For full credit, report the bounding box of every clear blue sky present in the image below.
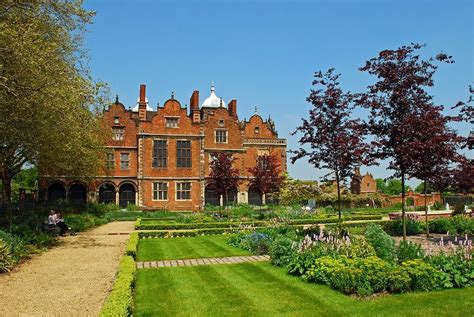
[84,0,473,187]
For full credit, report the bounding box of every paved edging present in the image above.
[137,255,270,268]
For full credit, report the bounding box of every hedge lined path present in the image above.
[0,221,134,317]
[137,255,270,269]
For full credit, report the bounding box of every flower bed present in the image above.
[227,223,473,297]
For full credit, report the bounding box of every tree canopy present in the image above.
[292,68,370,219]
[357,43,456,239]
[0,1,107,213]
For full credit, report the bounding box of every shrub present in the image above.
[303,256,346,284]
[400,259,445,291]
[0,239,15,273]
[354,256,392,293]
[125,233,138,259]
[426,253,473,288]
[100,256,136,317]
[387,268,411,293]
[340,236,377,259]
[429,218,451,234]
[449,216,473,235]
[383,218,421,236]
[329,264,362,295]
[396,241,424,263]
[452,204,466,216]
[269,237,296,267]
[364,224,395,262]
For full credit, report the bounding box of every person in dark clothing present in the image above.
[56,212,69,236]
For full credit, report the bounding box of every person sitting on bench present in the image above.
[55,212,69,236]
[48,210,58,226]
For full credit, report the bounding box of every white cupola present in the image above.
[201,83,225,108]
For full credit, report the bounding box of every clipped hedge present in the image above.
[136,220,265,230]
[138,227,243,239]
[135,215,383,230]
[125,233,138,259]
[100,255,136,317]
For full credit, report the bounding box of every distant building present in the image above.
[39,84,287,210]
[350,168,377,195]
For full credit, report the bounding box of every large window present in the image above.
[258,155,269,170]
[176,141,191,168]
[176,182,191,200]
[152,182,168,200]
[215,130,228,143]
[152,140,167,168]
[106,152,115,169]
[113,128,125,141]
[120,153,130,170]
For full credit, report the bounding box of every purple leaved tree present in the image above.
[292,68,370,220]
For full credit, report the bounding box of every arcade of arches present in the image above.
[46,181,269,207]
[46,181,137,207]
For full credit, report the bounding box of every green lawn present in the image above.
[134,262,474,317]
[136,235,251,261]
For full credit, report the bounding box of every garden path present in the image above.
[0,221,134,317]
[136,255,270,268]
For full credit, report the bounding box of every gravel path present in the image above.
[0,221,134,317]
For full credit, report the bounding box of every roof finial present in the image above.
[211,81,215,93]
[254,106,258,114]
[171,91,175,99]
[220,98,223,107]
[115,94,119,104]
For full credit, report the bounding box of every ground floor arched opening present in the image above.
[205,186,220,206]
[119,183,136,208]
[48,183,66,202]
[68,183,87,204]
[248,186,262,206]
[223,187,237,206]
[98,183,116,204]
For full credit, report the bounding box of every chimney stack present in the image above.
[139,84,147,121]
[228,99,237,118]
[190,90,200,123]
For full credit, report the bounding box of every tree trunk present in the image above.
[1,169,13,226]
[401,173,407,241]
[335,171,341,220]
[224,190,228,211]
[424,179,429,238]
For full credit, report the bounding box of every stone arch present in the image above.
[248,186,262,206]
[68,182,87,204]
[98,182,116,204]
[48,182,66,202]
[205,185,220,206]
[119,182,136,208]
[223,186,238,206]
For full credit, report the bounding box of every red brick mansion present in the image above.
[39,84,287,211]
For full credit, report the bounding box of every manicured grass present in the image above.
[134,262,474,317]
[136,235,251,261]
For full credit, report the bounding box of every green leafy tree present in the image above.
[0,2,108,223]
[376,179,410,195]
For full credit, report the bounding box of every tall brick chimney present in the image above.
[228,99,237,118]
[139,84,147,121]
[190,90,200,123]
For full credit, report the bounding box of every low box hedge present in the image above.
[135,215,383,230]
[138,227,243,238]
[125,232,138,259]
[100,255,136,317]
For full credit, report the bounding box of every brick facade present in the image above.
[350,168,377,195]
[39,84,287,211]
